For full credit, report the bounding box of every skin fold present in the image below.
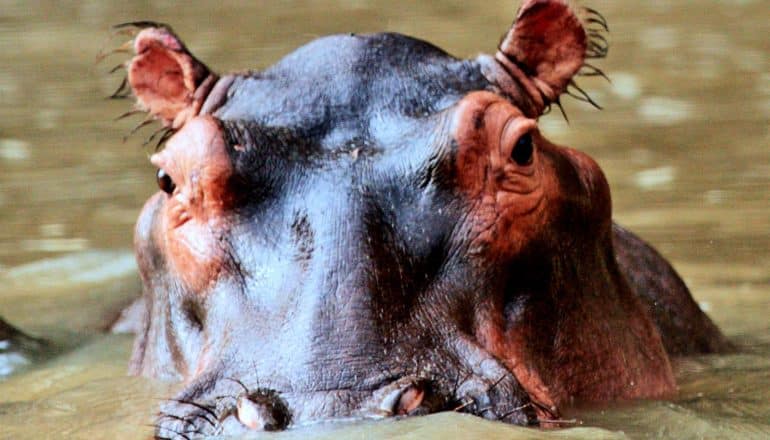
[105,1,731,437]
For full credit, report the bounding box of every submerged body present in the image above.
[107,0,729,437]
[0,318,45,378]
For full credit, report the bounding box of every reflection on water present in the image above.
[0,0,768,438]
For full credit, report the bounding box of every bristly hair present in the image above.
[580,7,609,61]
[99,22,178,151]
[114,110,176,150]
[573,5,610,108]
[544,3,610,121]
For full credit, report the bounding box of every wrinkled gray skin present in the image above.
[134,34,537,435]
[119,20,729,440]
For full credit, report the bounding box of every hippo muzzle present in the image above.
[109,1,730,437]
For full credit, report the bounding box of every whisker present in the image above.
[114,109,143,121]
[111,27,140,37]
[587,32,609,49]
[169,398,219,421]
[554,98,570,123]
[164,410,216,430]
[454,371,472,391]
[224,376,251,395]
[108,62,127,74]
[583,7,609,31]
[578,62,610,82]
[587,44,608,57]
[166,413,216,432]
[585,17,609,32]
[159,412,215,429]
[154,423,192,440]
[529,397,560,420]
[586,42,609,59]
[588,38,609,55]
[155,127,175,150]
[108,75,128,97]
[95,40,133,63]
[585,26,608,36]
[565,90,601,109]
[585,48,603,59]
[123,118,155,143]
[537,418,581,425]
[499,402,532,420]
[486,374,507,393]
[452,397,474,412]
[143,126,170,147]
[107,76,130,100]
[568,80,603,110]
[113,21,168,30]
[210,394,239,404]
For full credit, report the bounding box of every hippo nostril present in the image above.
[395,384,425,415]
[235,392,290,432]
[511,132,534,166]
[237,395,272,430]
[156,168,176,194]
[377,379,427,417]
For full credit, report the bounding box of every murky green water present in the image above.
[0,0,768,438]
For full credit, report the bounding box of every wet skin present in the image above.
[108,0,730,437]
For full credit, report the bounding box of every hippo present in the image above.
[107,0,730,437]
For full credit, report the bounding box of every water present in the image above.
[0,0,768,438]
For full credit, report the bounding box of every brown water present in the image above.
[0,0,768,438]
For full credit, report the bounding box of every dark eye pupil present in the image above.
[156,168,176,194]
[511,132,534,166]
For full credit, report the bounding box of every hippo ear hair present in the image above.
[495,0,609,114]
[115,23,218,130]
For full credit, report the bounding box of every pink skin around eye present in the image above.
[148,116,234,293]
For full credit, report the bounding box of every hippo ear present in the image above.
[114,23,218,129]
[489,0,608,116]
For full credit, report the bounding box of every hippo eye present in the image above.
[156,168,176,194]
[511,132,534,166]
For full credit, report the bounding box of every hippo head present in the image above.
[116,1,678,436]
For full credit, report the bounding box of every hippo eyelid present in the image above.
[150,150,182,195]
[499,117,537,163]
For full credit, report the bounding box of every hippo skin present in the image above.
[109,0,730,437]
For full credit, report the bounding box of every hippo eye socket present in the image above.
[156,168,176,194]
[511,132,534,166]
